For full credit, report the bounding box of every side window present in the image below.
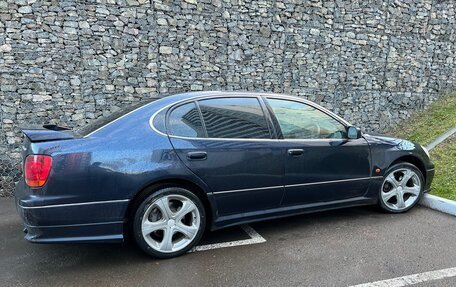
[198,97,271,139]
[168,102,205,138]
[267,98,347,139]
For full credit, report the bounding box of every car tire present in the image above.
[378,162,425,214]
[132,187,206,258]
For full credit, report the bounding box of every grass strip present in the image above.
[390,93,456,146]
[428,135,456,200]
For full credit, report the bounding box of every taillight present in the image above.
[24,155,53,188]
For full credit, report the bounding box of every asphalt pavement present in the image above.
[1,198,456,286]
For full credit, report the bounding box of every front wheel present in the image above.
[378,162,424,213]
[133,187,206,258]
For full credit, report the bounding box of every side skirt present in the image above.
[211,197,376,231]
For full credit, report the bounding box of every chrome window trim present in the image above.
[19,199,130,209]
[212,176,384,194]
[167,134,346,142]
[148,92,354,142]
[150,107,169,137]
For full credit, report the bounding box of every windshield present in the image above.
[76,99,158,136]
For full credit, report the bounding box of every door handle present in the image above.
[187,151,207,160]
[287,149,304,156]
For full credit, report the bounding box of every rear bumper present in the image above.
[22,222,124,243]
[15,180,128,243]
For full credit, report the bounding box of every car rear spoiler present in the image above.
[22,125,77,143]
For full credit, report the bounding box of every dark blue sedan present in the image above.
[15,92,434,258]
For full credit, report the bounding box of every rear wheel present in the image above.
[378,162,424,213]
[133,187,206,258]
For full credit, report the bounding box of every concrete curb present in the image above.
[418,124,456,216]
[426,125,456,151]
[420,194,456,217]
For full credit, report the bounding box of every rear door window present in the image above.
[168,102,205,138]
[197,97,271,139]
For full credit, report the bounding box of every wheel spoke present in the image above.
[382,190,397,202]
[142,219,167,236]
[159,228,174,252]
[155,197,173,220]
[386,173,400,188]
[400,170,414,187]
[175,222,198,239]
[175,200,196,221]
[396,192,406,209]
[403,185,420,197]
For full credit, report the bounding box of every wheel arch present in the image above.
[389,155,427,181]
[124,178,215,237]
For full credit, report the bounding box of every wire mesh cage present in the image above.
[0,106,23,197]
[0,155,21,197]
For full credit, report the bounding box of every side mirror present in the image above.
[347,126,361,139]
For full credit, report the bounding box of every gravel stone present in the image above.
[17,6,32,13]
[0,0,455,196]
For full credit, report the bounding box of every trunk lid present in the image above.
[21,125,77,143]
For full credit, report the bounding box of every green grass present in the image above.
[390,93,456,146]
[428,135,456,200]
[391,93,456,200]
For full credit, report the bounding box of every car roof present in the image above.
[159,91,297,101]
[147,91,304,111]
[150,91,351,125]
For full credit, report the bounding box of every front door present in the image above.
[265,97,371,206]
[167,96,285,217]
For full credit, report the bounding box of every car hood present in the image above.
[362,133,419,151]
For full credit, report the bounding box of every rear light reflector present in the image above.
[24,155,52,188]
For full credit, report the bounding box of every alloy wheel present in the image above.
[381,168,422,211]
[141,194,200,253]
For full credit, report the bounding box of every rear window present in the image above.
[77,99,157,136]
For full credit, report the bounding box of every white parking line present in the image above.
[190,224,266,252]
[350,267,456,287]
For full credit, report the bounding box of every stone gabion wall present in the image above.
[0,0,455,195]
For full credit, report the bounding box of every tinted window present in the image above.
[267,98,347,139]
[76,99,159,136]
[198,98,271,139]
[153,108,167,134]
[168,102,205,137]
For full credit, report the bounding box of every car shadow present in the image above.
[3,205,415,282]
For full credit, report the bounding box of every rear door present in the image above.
[264,97,371,206]
[167,96,285,217]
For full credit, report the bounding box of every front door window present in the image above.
[266,98,347,139]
